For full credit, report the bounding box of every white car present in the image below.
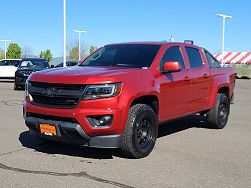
[0,59,21,78]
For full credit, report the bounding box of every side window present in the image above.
[6,60,11,66]
[205,51,221,68]
[0,60,8,66]
[9,60,17,66]
[161,46,185,70]
[185,47,203,69]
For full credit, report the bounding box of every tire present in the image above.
[207,93,230,129]
[120,104,158,158]
[14,82,18,90]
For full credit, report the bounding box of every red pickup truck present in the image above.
[23,42,235,158]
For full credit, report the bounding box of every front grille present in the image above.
[18,70,33,76]
[30,81,84,90]
[27,112,78,123]
[31,94,80,108]
[29,81,86,108]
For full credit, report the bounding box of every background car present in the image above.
[55,61,78,67]
[0,59,21,79]
[14,58,50,90]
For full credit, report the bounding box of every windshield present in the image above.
[55,61,78,67]
[20,59,49,68]
[80,44,160,68]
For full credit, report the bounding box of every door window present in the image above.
[9,60,19,66]
[161,46,185,70]
[185,47,203,69]
[204,51,221,68]
[0,60,19,66]
[0,60,8,66]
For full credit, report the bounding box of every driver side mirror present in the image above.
[14,63,19,67]
[50,65,55,68]
[162,61,181,73]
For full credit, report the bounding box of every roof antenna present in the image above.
[168,35,175,42]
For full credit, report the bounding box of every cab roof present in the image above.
[106,41,201,48]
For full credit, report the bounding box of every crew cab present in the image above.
[0,59,21,78]
[14,58,50,90]
[23,42,235,158]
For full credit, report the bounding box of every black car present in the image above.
[55,61,78,67]
[14,58,50,90]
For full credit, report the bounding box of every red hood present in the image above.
[29,66,143,84]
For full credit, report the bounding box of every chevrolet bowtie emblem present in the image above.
[42,88,62,97]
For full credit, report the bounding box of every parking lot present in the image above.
[0,79,250,188]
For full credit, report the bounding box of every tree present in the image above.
[6,43,21,59]
[39,49,53,62]
[22,46,34,58]
[67,39,87,61]
[0,49,4,60]
[69,47,79,61]
[89,45,97,54]
[39,51,44,58]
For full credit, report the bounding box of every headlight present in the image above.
[25,80,29,95]
[82,83,122,100]
[24,81,33,102]
[19,70,33,76]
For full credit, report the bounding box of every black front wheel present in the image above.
[120,104,158,158]
[14,82,19,90]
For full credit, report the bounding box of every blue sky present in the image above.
[0,0,250,57]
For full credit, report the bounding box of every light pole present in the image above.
[63,0,67,67]
[73,30,87,62]
[0,40,11,59]
[216,13,232,67]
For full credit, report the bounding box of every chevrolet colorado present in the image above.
[23,42,235,158]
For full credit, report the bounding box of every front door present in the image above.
[158,46,190,120]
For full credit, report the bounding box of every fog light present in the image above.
[87,115,113,127]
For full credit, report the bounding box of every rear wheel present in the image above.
[120,104,158,158]
[207,93,230,129]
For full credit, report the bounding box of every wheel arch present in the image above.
[217,86,230,98]
[130,95,159,116]
[208,84,231,108]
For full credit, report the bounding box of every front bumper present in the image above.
[25,116,122,148]
[24,97,128,136]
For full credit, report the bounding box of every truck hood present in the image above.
[29,66,143,84]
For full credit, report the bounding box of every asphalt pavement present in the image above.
[0,79,250,188]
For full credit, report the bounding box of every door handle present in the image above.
[184,76,190,81]
[203,74,208,78]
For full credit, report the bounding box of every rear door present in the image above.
[159,45,191,119]
[184,46,211,112]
